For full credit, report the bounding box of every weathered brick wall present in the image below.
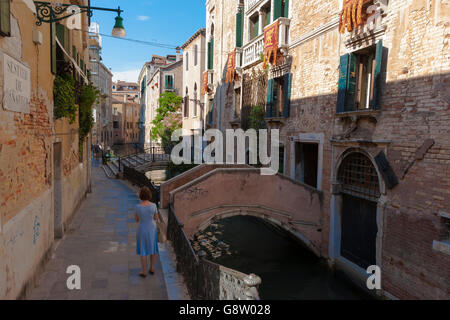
[0,0,92,299]
[212,0,449,299]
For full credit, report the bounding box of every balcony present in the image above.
[242,34,264,68]
[242,17,290,69]
[245,0,264,13]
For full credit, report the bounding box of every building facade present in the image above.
[112,82,141,147]
[142,57,183,147]
[89,22,113,148]
[205,0,450,299]
[181,29,207,142]
[0,0,92,299]
[138,54,178,148]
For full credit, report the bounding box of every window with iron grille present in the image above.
[338,152,380,202]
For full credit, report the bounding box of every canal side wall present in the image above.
[169,168,324,255]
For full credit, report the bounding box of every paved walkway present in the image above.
[28,160,169,300]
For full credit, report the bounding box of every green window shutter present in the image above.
[282,73,292,117]
[266,79,274,118]
[72,45,76,61]
[254,19,259,37]
[284,0,289,18]
[274,0,282,20]
[346,53,357,111]
[337,54,349,113]
[208,40,214,70]
[51,22,57,74]
[0,0,11,37]
[236,11,243,47]
[372,40,384,110]
[64,26,70,53]
[165,75,169,88]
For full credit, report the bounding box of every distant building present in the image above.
[181,28,206,146]
[112,82,141,146]
[138,54,183,148]
[89,22,113,148]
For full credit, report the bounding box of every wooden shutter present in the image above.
[284,0,289,18]
[274,0,282,20]
[282,73,292,117]
[337,54,349,113]
[266,79,274,118]
[208,39,214,70]
[372,40,384,110]
[165,75,168,88]
[51,22,57,74]
[266,10,271,25]
[236,11,243,47]
[254,19,259,37]
[0,0,11,37]
[346,53,357,111]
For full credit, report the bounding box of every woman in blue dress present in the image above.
[135,187,159,278]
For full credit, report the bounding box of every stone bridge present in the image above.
[161,165,324,255]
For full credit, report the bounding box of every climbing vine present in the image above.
[53,73,77,123]
[78,82,101,160]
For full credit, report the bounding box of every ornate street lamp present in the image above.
[33,1,126,38]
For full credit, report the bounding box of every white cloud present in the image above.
[112,69,141,83]
[137,16,150,21]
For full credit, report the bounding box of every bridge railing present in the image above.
[167,205,261,300]
[123,165,160,204]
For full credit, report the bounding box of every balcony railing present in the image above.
[242,33,264,68]
[242,17,290,68]
[245,0,264,13]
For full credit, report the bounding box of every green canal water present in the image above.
[197,216,372,300]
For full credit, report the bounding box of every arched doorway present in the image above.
[337,152,381,269]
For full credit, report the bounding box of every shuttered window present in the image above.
[236,11,244,47]
[266,74,292,118]
[208,39,214,70]
[0,0,11,37]
[274,0,288,20]
[51,22,57,74]
[336,40,384,113]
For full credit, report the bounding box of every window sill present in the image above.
[336,109,381,118]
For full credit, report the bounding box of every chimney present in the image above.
[176,47,181,62]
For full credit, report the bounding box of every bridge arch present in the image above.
[168,167,324,256]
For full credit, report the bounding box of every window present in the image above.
[262,3,272,29]
[194,45,198,66]
[266,73,292,118]
[250,14,259,40]
[337,41,384,113]
[274,0,289,20]
[234,88,241,118]
[0,0,11,37]
[208,38,214,70]
[236,9,244,47]
[184,88,189,118]
[186,52,189,71]
[208,99,214,125]
[113,121,119,129]
[440,214,450,244]
[295,143,319,188]
[193,83,198,117]
[141,76,146,94]
[165,75,174,89]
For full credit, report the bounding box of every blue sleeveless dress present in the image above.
[136,204,159,256]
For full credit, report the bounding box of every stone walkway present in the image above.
[28,160,169,300]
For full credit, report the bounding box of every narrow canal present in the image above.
[192,216,372,300]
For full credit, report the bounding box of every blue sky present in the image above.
[90,0,206,82]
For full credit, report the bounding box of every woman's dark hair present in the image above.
[139,187,152,201]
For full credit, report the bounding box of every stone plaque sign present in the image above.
[2,53,31,113]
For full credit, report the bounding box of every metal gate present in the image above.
[338,152,380,269]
